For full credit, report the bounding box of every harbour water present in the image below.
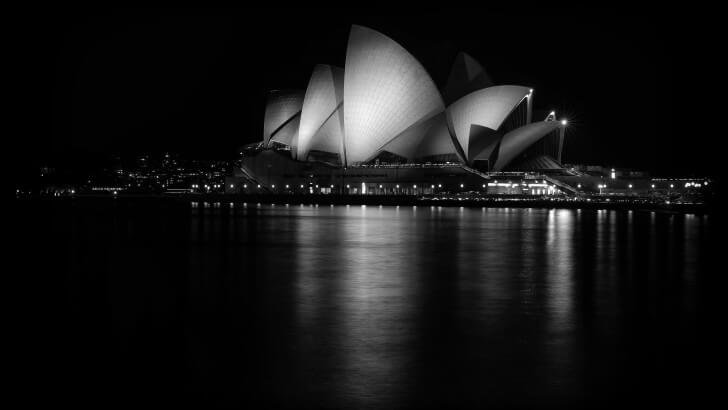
[17,200,716,408]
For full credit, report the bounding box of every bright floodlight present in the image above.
[561,119,567,125]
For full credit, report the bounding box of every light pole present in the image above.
[558,119,567,163]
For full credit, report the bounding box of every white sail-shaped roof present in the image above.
[375,114,442,161]
[343,25,445,165]
[263,90,304,147]
[415,114,462,161]
[442,52,493,105]
[445,85,531,162]
[492,121,562,171]
[307,105,345,160]
[269,112,301,147]
[297,65,344,161]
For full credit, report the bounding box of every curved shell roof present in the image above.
[442,52,493,105]
[376,112,461,163]
[445,85,531,162]
[375,114,442,162]
[492,121,562,171]
[343,25,445,165]
[307,105,345,160]
[269,112,301,147]
[263,90,304,147]
[415,114,462,161]
[297,65,344,161]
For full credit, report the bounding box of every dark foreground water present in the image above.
[16,200,718,408]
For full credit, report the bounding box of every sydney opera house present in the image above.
[234,25,573,195]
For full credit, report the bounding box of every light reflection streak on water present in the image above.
[546,209,575,333]
[292,205,415,405]
[339,205,415,404]
[544,209,577,382]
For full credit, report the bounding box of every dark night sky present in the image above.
[16,7,714,177]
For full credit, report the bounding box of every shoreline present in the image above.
[16,193,711,214]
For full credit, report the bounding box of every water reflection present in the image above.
[37,202,710,408]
